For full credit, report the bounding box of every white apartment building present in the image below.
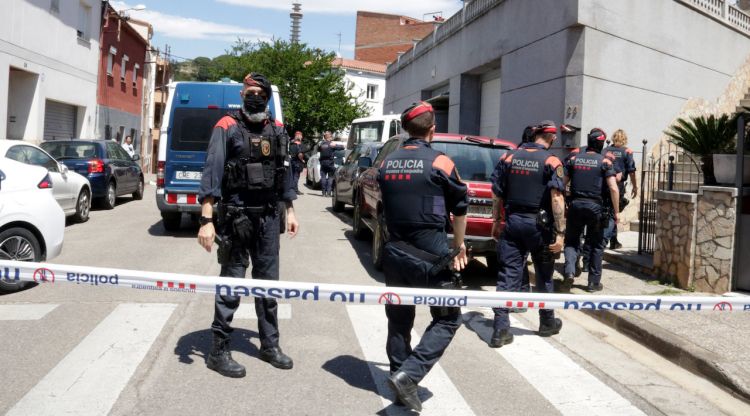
[0,0,101,142]
[334,58,387,118]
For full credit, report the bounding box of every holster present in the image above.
[215,235,232,265]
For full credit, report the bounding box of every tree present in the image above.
[664,114,737,185]
[216,39,368,136]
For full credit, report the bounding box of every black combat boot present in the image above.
[489,328,514,348]
[574,256,584,277]
[538,318,563,337]
[206,336,246,378]
[562,273,575,292]
[587,282,604,292]
[260,347,294,369]
[388,371,422,412]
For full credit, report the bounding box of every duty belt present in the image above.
[221,203,275,216]
[571,196,603,204]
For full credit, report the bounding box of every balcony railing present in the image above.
[678,0,750,35]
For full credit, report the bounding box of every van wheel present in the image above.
[0,227,41,294]
[162,212,182,231]
[372,212,385,271]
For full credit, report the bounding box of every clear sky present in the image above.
[112,1,466,62]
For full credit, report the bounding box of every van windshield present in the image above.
[431,142,508,182]
[170,108,226,152]
[351,121,384,144]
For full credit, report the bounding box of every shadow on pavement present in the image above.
[147,217,200,238]
[321,354,430,416]
[174,328,260,365]
[462,310,537,346]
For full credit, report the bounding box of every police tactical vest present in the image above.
[222,114,286,194]
[505,149,550,210]
[319,141,334,161]
[379,144,446,229]
[603,146,626,173]
[569,152,607,201]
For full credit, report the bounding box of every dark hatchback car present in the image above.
[40,140,144,209]
[353,133,515,271]
[332,142,383,212]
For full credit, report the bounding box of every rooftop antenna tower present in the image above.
[290,3,302,43]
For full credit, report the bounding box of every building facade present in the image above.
[0,0,101,142]
[355,11,438,65]
[333,58,386,117]
[385,0,750,159]
[96,3,147,152]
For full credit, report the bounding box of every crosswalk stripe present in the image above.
[6,303,177,416]
[473,308,645,416]
[346,305,475,415]
[0,304,59,320]
[234,303,292,320]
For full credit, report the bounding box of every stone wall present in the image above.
[693,187,739,293]
[654,191,697,288]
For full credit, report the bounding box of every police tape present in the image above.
[1,259,749,312]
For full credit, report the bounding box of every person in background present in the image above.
[602,129,638,249]
[121,135,135,158]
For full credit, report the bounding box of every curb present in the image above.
[585,309,750,403]
[602,251,654,275]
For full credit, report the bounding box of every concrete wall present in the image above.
[0,0,100,142]
[385,0,750,161]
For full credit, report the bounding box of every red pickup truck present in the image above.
[352,133,515,272]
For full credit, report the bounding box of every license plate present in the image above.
[175,171,202,180]
[468,205,492,218]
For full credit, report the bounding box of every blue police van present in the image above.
[156,81,283,230]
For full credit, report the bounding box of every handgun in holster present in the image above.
[430,245,464,289]
[215,235,232,265]
[536,209,560,264]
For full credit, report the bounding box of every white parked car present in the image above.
[0,140,91,222]
[0,158,65,294]
[306,141,346,189]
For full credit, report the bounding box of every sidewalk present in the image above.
[566,231,750,402]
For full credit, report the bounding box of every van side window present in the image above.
[388,120,399,139]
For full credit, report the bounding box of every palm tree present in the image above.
[664,114,737,185]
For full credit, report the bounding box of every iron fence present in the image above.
[638,140,704,255]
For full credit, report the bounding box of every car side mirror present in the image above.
[358,157,372,169]
[132,154,140,161]
[0,169,5,190]
[59,163,69,174]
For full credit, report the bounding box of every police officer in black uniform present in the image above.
[319,131,340,197]
[489,121,566,348]
[197,73,299,378]
[289,131,305,195]
[379,102,469,412]
[602,129,638,249]
[562,128,620,292]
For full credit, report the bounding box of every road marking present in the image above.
[0,304,58,320]
[234,303,292,320]
[346,305,474,415]
[474,308,646,416]
[6,303,177,416]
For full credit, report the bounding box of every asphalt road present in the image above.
[0,182,747,415]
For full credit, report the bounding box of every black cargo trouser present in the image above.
[382,237,461,384]
[564,200,606,285]
[212,210,281,350]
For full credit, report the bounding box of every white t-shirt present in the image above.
[122,142,135,158]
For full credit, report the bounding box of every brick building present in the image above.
[96,3,148,152]
[354,11,438,65]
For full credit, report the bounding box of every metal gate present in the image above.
[638,141,703,254]
[43,100,77,141]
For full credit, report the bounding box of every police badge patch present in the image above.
[261,140,271,156]
[556,166,564,178]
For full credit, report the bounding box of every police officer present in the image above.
[602,129,638,249]
[319,131,340,197]
[197,72,299,378]
[489,120,566,348]
[289,131,305,195]
[562,128,620,292]
[379,102,468,412]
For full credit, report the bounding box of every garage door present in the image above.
[43,100,77,141]
[480,77,501,137]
